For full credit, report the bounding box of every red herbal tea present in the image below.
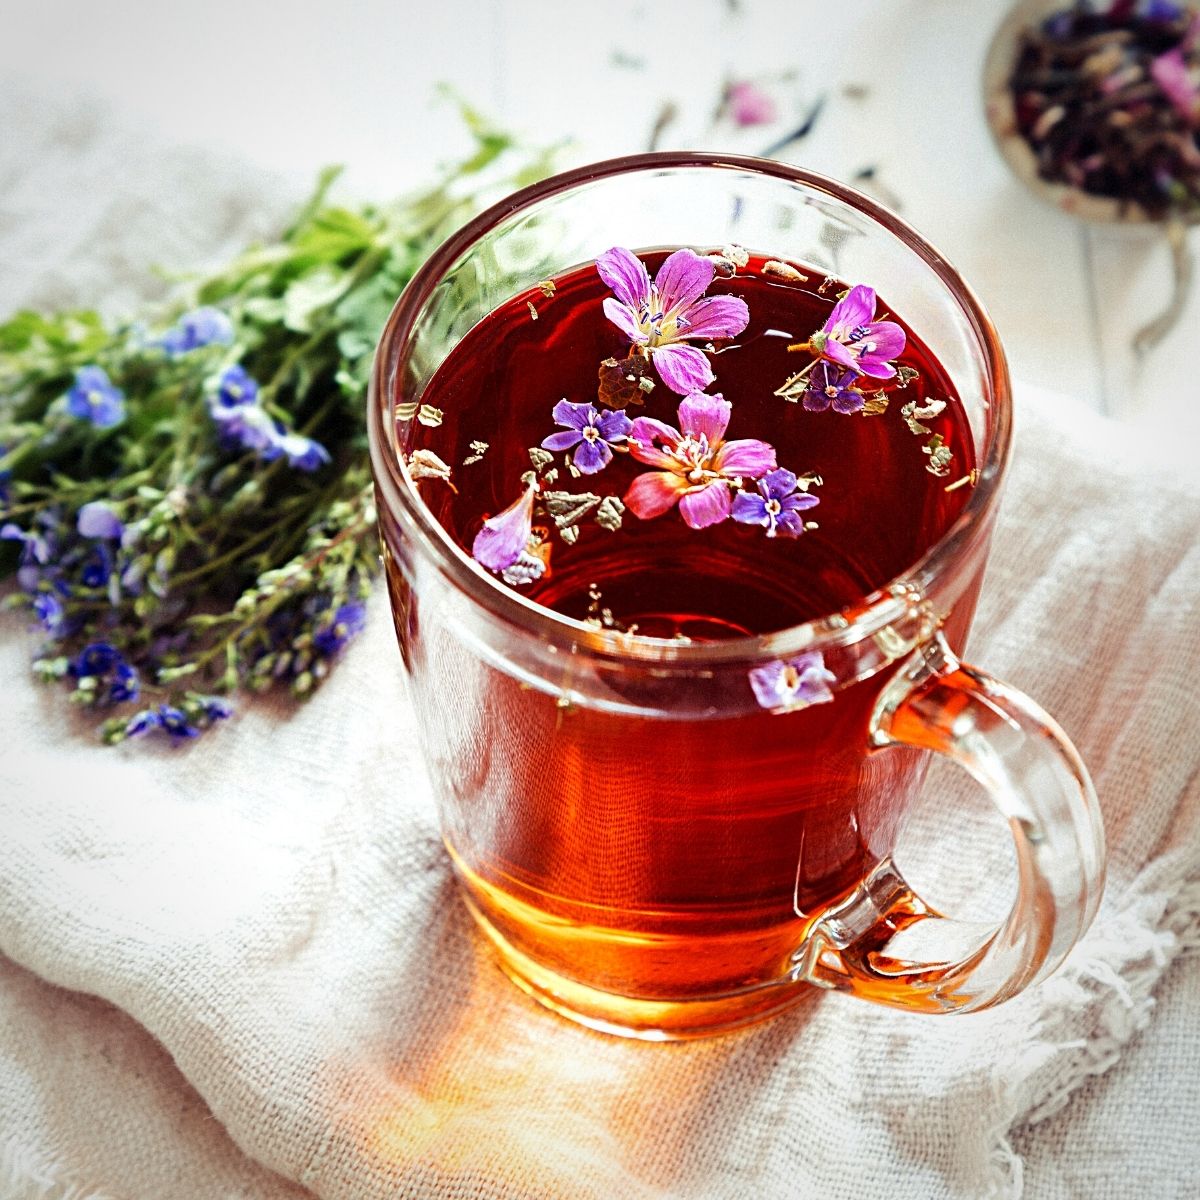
[384,248,981,1030]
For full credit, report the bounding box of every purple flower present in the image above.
[597,247,750,395]
[77,501,123,540]
[214,365,259,409]
[158,706,200,739]
[541,400,632,474]
[749,652,837,712]
[472,481,537,572]
[727,80,777,126]
[809,285,906,380]
[277,432,332,472]
[732,468,820,538]
[313,602,368,656]
[160,306,234,355]
[624,393,776,530]
[65,366,125,428]
[79,543,115,589]
[803,361,865,414]
[2,521,55,590]
[32,592,66,635]
[70,641,139,705]
[196,696,233,722]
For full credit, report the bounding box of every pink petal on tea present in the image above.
[652,343,714,395]
[596,246,652,309]
[713,438,777,479]
[602,297,647,343]
[825,284,876,336]
[624,470,688,519]
[677,392,732,443]
[822,339,858,372]
[677,294,751,340]
[472,484,536,572]
[864,320,906,362]
[654,248,715,313]
[679,482,733,529]
[628,416,681,468]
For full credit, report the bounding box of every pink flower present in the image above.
[727,80,778,127]
[1151,47,1199,123]
[472,481,536,572]
[624,393,776,530]
[749,652,836,712]
[809,284,906,380]
[597,247,750,395]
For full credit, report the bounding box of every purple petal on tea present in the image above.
[624,470,688,520]
[596,247,652,309]
[825,284,876,336]
[602,296,647,343]
[731,489,770,528]
[573,438,612,474]
[651,343,714,395]
[749,652,836,711]
[550,398,593,430]
[758,467,798,498]
[471,484,536,572]
[713,437,777,478]
[677,294,751,340]
[595,408,633,442]
[678,481,732,529]
[677,392,732,443]
[821,338,858,373]
[541,429,584,451]
[654,248,715,313]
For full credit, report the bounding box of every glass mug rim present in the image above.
[368,151,1012,665]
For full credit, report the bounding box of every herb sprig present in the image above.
[0,113,549,743]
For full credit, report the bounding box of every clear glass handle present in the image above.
[795,634,1106,1013]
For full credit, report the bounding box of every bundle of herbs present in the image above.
[0,113,548,743]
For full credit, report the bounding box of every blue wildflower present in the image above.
[214,364,259,409]
[158,706,199,739]
[313,602,367,656]
[79,543,114,589]
[124,709,162,739]
[66,366,125,428]
[278,432,332,472]
[32,592,66,635]
[195,695,233,722]
[77,501,124,540]
[160,306,234,355]
[70,641,140,705]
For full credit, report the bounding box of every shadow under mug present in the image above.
[367,153,1106,1039]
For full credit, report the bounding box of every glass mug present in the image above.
[367,154,1106,1039]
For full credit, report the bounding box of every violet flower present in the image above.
[732,468,820,538]
[803,361,864,414]
[77,502,124,540]
[624,393,776,530]
[65,366,125,428]
[160,306,234,356]
[597,247,750,395]
[749,651,836,712]
[809,285,906,380]
[541,400,632,474]
[472,481,537,573]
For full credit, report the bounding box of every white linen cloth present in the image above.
[1,82,1198,1200]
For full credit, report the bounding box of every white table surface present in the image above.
[1,2,1197,1198]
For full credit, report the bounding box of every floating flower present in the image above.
[77,501,124,540]
[65,366,125,428]
[808,285,905,379]
[749,652,836,712]
[624,393,776,530]
[732,468,820,538]
[541,400,632,474]
[313,601,368,656]
[727,80,778,126]
[160,306,234,355]
[472,481,537,572]
[597,247,750,395]
[803,361,865,414]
